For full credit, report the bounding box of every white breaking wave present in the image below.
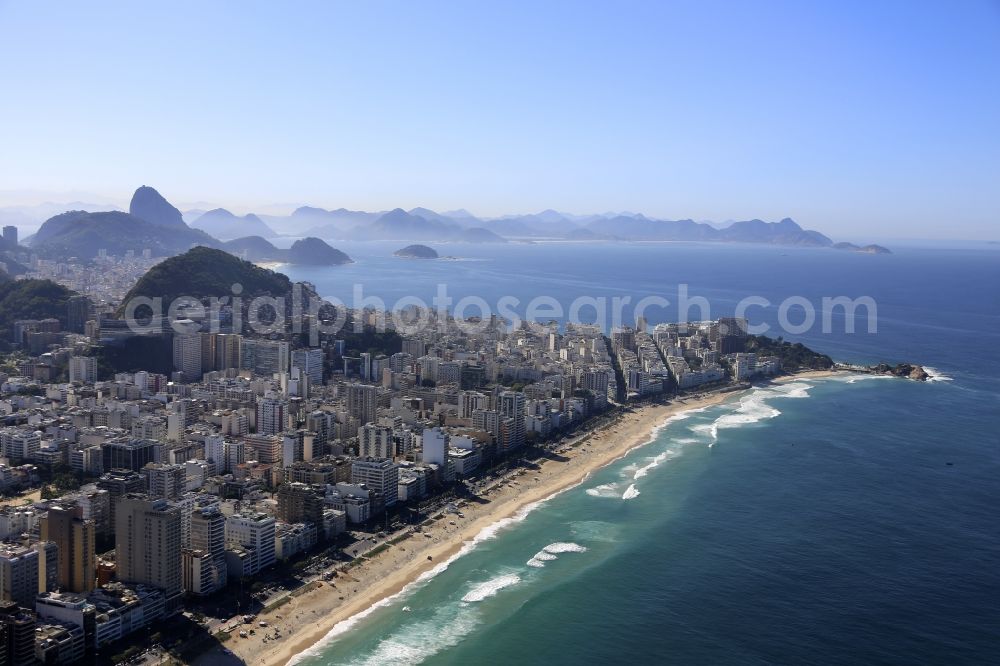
[526,550,558,567]
[696,383,814,444]
[288,491,562,665]
[543,542,588,554]
[640,407,710,443]
[527,542,588,567]
[584,403,721,501]
[690,422,718,440]
[923,367,954,382]
[289,388,803,665]
[843,374,894,384]
[633,451,670,479]
[620,404,715,461]
[586,483,619,498]
[777,382,813,398]
[341,602,482,666]
[715,395,781,429]
[622,484,641,500]
[461,573,522,602]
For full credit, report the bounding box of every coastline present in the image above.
[772,368,845,383]
[253,261,286,271]
[204,390,737,666]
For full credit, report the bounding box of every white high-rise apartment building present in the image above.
[255,396,287,436]
[144,463,186,500]
[421,427,448,466]
[225,512,276,575]
[242,339,290,376]
[172,320,203,382]
[359,423,394,459]
[291,347,324,385]
[498,391,526,453]
[351,458,399,507]
[115,496,182,607]
[186,506,227,595]
[459,391,488,418]
[68,356,97,383]
[346,383,377,426]
[204,435,224,467]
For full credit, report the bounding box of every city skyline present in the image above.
[0,3,997,665]
[1,1,998,239]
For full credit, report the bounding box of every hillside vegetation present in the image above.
[0,279,74,347]
[747,334,834,370]
[120,247,293,309]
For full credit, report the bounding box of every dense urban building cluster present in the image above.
[0,237,787,664]
[610,316,779,396]
[25,252,160,309]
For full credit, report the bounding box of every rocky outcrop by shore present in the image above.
[873,362,929,381]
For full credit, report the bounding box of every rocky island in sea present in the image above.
[833,241,893,254]
[286,236,354,265]
[394,244,439,259]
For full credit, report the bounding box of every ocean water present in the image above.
[280,242,1000,665]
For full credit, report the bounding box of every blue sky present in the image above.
[0,1,997,239]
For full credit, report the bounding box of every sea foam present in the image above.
[288,493,560,664]
[844,374,894,384]
[526,550,558,568]
[923,367,954,382]
[586,483,619,498]
[633,451,672,479]
[461,573,522,602]
[289,394,752,663]
[622,484,641,500]
[543,542,588,554]
[777,382,814,398]
[527,542,588,567]
[695,383,814,444]
[340,602,482,666]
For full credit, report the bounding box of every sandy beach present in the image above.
[772,368,846,383]
[205,389,741,666]
[206,369,853,666]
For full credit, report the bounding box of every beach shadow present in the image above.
[191,644,246,666]
[93,611,238,666]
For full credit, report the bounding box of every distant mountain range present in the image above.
[246,205,847,247]
[0,200,122,231]
[17,185,889,259]
[26,187,354,264]
[190,208,277,239]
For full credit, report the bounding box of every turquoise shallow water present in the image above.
[279,242,999,665]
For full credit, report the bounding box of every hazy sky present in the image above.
[1,1,998,239]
